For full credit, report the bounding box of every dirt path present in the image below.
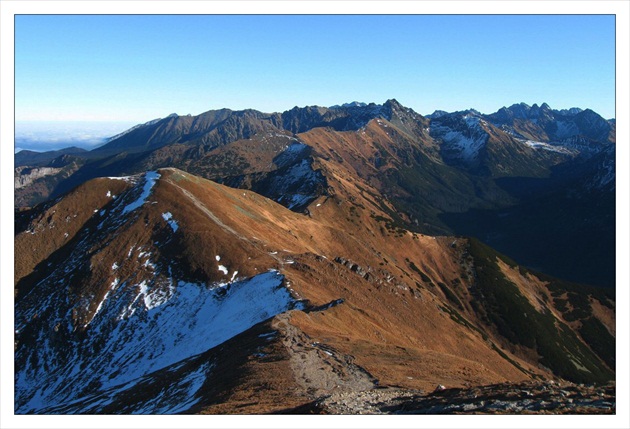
[166,176,296,268]
[272,312,376,399]
[166,179,249,240]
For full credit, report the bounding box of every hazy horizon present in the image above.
[15,120,137,153]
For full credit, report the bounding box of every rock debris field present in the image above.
[307,380,615,414]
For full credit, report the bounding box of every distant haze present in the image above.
[15,121,137,153]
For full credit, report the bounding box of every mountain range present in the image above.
[16,100,616,287]
[14,100,616,414]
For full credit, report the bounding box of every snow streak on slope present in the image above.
[15,270,299,413]
[521,140,575,154]
[122,171,160,214]
[275,159,322,209]
[161,211,179,232]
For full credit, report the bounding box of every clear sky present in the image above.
[15,14,616,126]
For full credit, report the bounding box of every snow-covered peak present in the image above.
[462,113,483,128]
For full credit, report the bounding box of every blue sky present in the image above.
[15,14,616,137]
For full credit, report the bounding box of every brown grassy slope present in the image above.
[155,164,614,402]
[14,177,132,291]
[297,118,439,191]
[14,166,614,413]
[152,169,547,396]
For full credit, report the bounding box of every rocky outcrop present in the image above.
[14,166,62,189]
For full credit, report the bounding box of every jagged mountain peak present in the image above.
[495,102,590,121]
[383,98,403,109]
[536,102,551,110]
[330,101,368,109]
[492,102,553,121]
[85,100,612,168]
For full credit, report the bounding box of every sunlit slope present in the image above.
[15,167,614,413]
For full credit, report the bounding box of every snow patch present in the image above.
[15,270,298,413]
[522,140,573,154]
[121,171,160,215]
[140,279,175,311]
[430,115,488,164]
[285,193,314,210]
[283,142,308,154]
[218,265,228,275]
[442,130,486,161]
[161,212,179,232]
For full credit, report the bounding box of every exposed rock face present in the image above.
[15,166,62,189]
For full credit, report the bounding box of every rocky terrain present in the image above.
[14,100,616,415]
[314,380,615,414]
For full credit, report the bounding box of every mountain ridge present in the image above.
[14,99,615,288]
[14,167,615,413]
[15,100,613,166]
[14,99,616,413]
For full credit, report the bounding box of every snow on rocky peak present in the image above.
[330,101,368,109]
[430,113,489,165]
